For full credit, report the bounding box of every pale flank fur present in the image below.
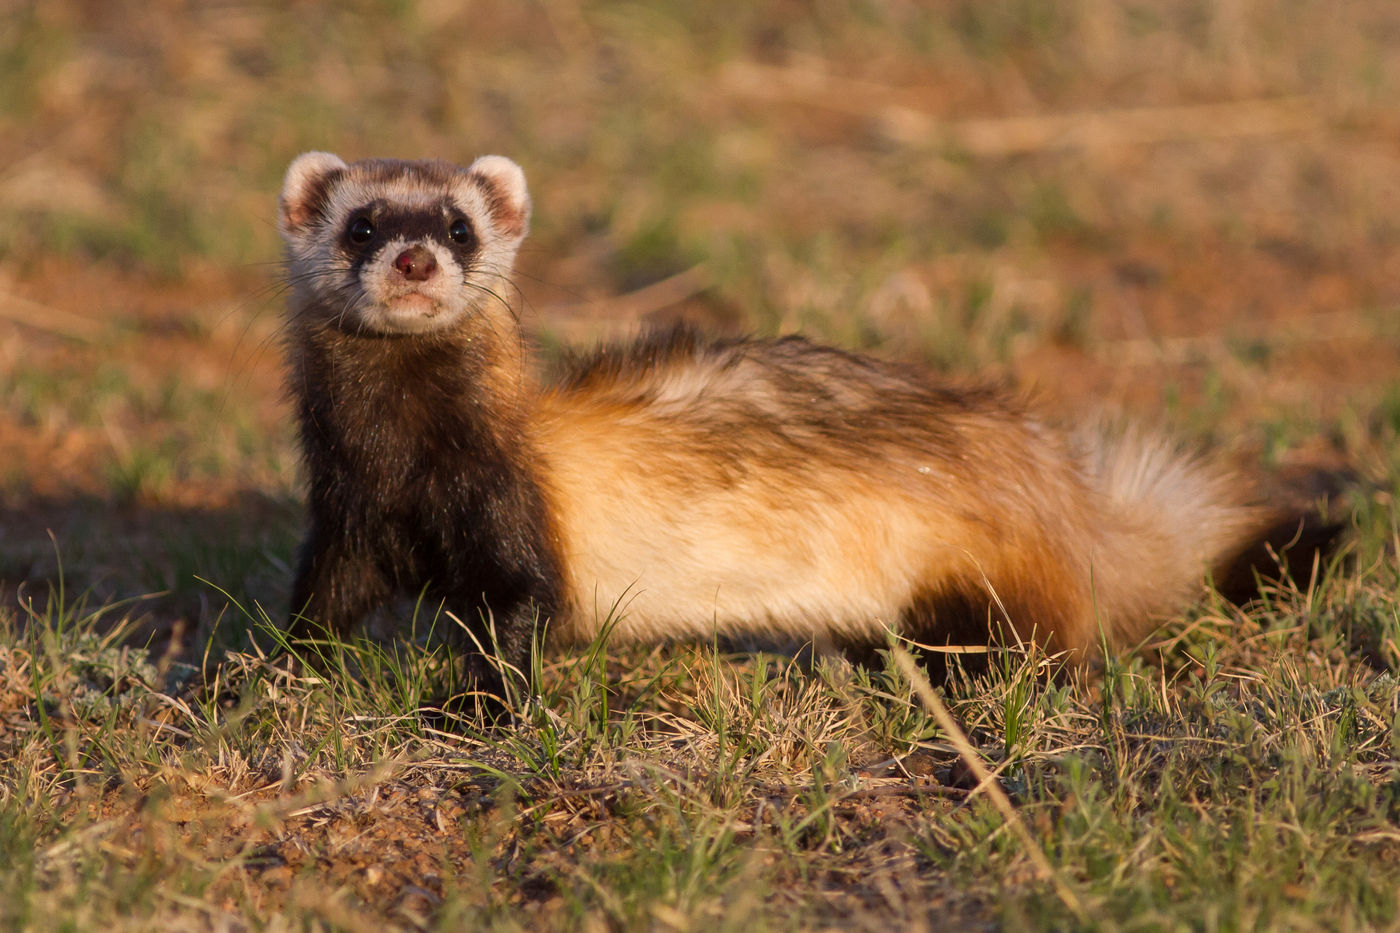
[532,356,1261,657]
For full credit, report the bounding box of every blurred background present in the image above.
[2,0,1398,644]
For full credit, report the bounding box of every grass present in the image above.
[3,0,1400,929]
[5,546,1400,930]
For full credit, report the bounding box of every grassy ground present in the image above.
[3,1,1400,929]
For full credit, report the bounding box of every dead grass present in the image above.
[2,1,1400,929]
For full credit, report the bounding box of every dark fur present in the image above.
[287,320,564,686]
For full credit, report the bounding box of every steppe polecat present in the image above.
[277,151,1321,688]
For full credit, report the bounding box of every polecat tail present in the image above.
[1079,425,1338,649]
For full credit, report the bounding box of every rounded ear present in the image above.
[279,151,348,239]
[467,155,530,241]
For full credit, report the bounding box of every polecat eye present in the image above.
[448,219,473,245]
[348,216,375,245]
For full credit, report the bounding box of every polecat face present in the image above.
[277,152,530,335]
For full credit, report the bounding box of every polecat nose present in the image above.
[393,245,438,282]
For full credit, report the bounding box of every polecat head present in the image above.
[277,152,530,336]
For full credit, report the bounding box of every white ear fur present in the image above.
[467,155,531,241]
[279,151,348,238]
